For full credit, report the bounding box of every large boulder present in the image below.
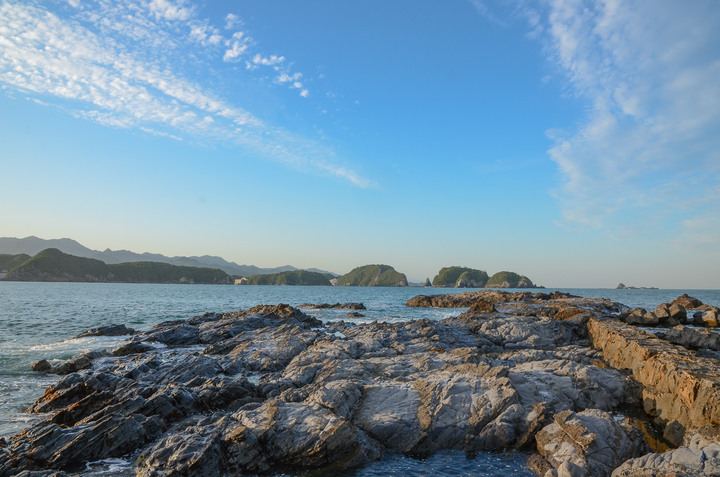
[223,400,382,473]
[654,303,685,327]
[671,294,704,309]
[622,308,659,327]
[532,409,649,477]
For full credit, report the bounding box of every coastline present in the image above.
[0,291,716,476]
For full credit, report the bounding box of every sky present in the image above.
[1,0,719,288]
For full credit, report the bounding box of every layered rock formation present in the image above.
[1,292,719,476]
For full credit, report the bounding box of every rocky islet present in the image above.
[0,292,719,476]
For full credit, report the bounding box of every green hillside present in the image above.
[245,270,332,286]
[110,261,231,284]
[0,253,31,272]
[485,271,535,288]
[4,248,112,282]
[432,266,489,288]
[336,264,408,287]
[2,248,232,284]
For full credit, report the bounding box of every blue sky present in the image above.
[1,0,719,288]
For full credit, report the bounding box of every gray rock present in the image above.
[31,359,52,372]
[623,308,659,327]
[662,325,720,351]
[1,299,666,476]
[138,414,230,477]
[534,409,649,477]
[75,324,135,338]
[224,400,382,473]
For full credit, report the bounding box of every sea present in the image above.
[1,282,718,476]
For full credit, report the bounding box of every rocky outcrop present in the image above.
[587,318,720,441]
[1,297,638,476]
[3,293,719,476]
[694,306,720,327]
[660,325,720,353]
[531,409,649,477]
[671,294,704,309]
[405,290,581,308]
[612,426,720,476]
[75,324,135,338]
[298,302,366,310]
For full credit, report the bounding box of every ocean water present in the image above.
[1,282,718,475]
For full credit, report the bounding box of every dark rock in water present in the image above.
[48,356,92,375]
[31,359,52,372]
[346,312,365,318]
[299,302,366,310]
[622,308,659,327]
[654,303,685,327]
[5,297,720,476]
[405,290,580,308]
[700,307,719,327]
[661,325,720,352]
[112,340,157,356]
[74,324,135,338]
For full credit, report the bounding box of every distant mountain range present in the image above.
[0,236,335,277]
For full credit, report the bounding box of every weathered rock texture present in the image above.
[612,426,720,476]
[532,409,649,477]
[1,291,718,477]
[587,318,720,440]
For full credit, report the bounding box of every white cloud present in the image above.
[224,13,241,30]
[189,23,222,46]
[277,71,302,84]
[533,0,720,234]
[148,0,192,22]
[0,2,367,187]
[468,0,509,27]
[223,31,250,62]
[251,54,285,67]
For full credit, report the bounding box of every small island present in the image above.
[616,283,659,290]
[335,264,408,287]
[432,266,489,287]
[432,266,539,289]
[243,270,333,286]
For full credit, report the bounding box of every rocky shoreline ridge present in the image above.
[1,292,719,476]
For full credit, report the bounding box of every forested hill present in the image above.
[2,248,232,284]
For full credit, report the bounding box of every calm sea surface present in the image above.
[1,283,718,475]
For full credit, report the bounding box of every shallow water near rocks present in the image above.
[1,282,718,475]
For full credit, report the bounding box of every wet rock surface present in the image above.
[1,292,719,476]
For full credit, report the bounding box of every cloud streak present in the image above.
[0,0,363,185]
[527,0,720,246]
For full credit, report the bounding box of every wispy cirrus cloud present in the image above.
[536,0,720,237]
[467,0,720,247]
[0,0,355,182]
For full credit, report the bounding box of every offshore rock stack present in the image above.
[1,293,719,476]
